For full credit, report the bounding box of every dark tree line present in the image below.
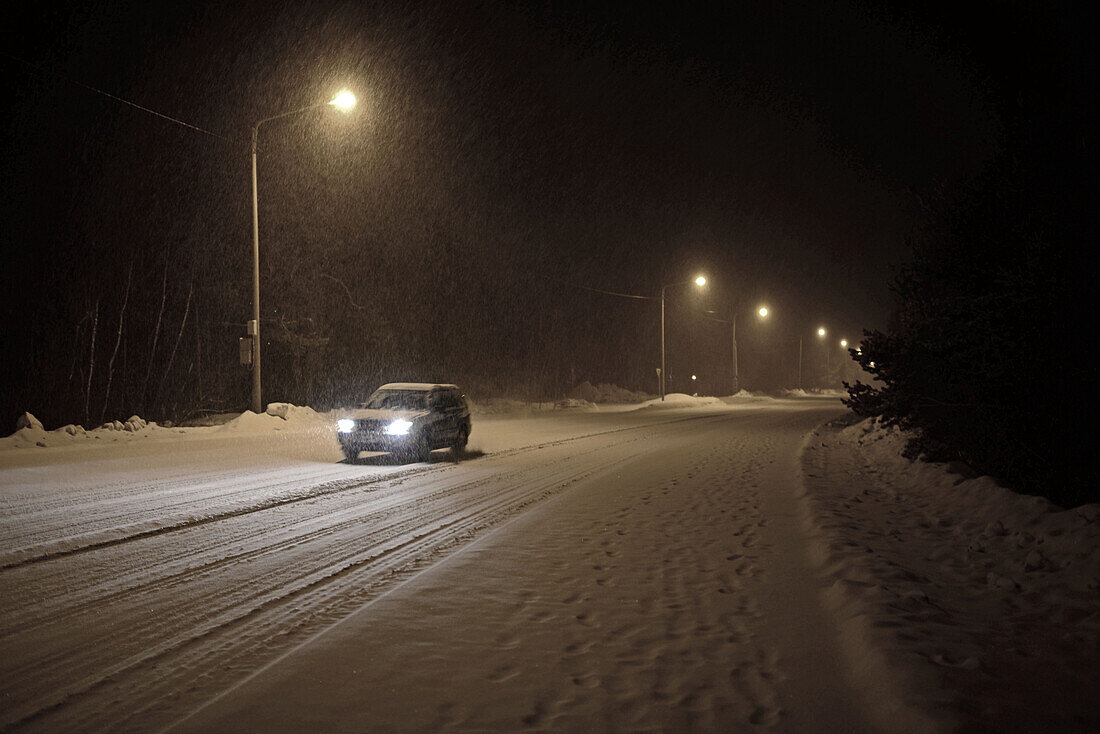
[844,158,1096,507]
[843,1,1097,508]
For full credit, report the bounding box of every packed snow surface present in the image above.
[1,395,1096,732]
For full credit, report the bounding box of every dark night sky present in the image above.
[2,1,1093,412]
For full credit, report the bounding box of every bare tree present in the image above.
[101,259,133,424]
[141,247,170,413]
[83,298,100,427]
[155,279,192,416]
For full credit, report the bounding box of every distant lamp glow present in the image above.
[694,276,707,287]
[691,375,697,381]
[329,90,357,111]
[758,306,768,318]
[840,339,848,348]
[817,327,826,337]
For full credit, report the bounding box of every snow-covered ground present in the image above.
[1,394,1096,732]
[801,418,1100,732]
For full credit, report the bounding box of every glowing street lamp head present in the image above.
[758,306,769,318]
[329,89,356,111]
[817,327,826,337]
[840,339,848,348]
[694,276,706,287]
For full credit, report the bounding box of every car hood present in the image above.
[344,408,432,422]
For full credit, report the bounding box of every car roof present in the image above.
[375,382,460,392]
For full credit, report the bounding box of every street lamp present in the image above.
[797,327,828,391]
[248,89,356,414]
[705,304,770,394]
[816,327,832,384]
[660,275,706,401]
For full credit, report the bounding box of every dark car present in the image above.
[336,382,472,462]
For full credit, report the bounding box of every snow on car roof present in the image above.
[376,383,460,392]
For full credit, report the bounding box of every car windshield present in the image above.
[362,389,429,410]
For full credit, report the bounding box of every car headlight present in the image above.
[384,419,413,436]
[337,419,356,433]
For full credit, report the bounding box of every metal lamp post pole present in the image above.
[731,313,738,394]
[798,336,803,391]
[660,284,668,401]
[659,277,706,401]
[247,92,356,415]
[250,125,263,414]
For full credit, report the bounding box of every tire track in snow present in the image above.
[1,414,736,732]
[1,413,715,571]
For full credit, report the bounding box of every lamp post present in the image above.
[705,305,769,394]
[660,275,706,401]
[249,89,356,414]
[817,327,827,389]
[797,327,827,391]
[839,339,849,384]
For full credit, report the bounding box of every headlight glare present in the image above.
[385,419,413,436]
[337,419,355,433]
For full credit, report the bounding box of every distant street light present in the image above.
[840,339,848,348]
[817,327,832,381]
[660,275,707,401]
[705,304,770,394]
[798,326,828,390]
[248,89,356,414]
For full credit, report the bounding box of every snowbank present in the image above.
[0,405,338,451]
[637,392,724,409]
[217,405,330,434]
[801,418,1100,731]
[0,413,168,450]
[778,388,847,398]
[567,381,649,404]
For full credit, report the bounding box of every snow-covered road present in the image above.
[170,402,875,734]
[4,396,1096,732]
[3,397,854,732]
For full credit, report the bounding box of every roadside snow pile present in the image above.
[801,417,1100,732]
[218,405,330,433]
[779,388,846,398]
[553,397,597,410]
[567,381,649,404]
[639,392,724,409]
[727,390,775,401]
[1,412,163,449]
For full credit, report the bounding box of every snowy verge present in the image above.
[2,390,810,448]
[0,406,342,452]
[799,417,1100,732]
